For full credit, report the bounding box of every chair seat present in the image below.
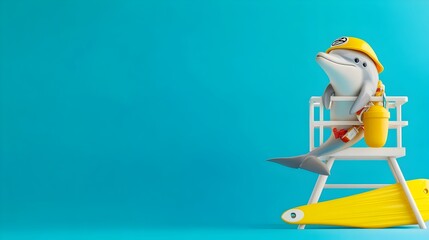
[320,147,406,160]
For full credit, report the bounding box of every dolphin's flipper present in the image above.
[350,82,373,114]
[268,155,330,175]
[268,156,304,169]
[322,84,335,109]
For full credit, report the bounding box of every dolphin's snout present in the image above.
[316,52,354,67]
[316,52,329,59]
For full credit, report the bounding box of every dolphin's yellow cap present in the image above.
[327,37,384,73]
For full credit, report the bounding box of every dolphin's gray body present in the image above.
[269,48,379,175]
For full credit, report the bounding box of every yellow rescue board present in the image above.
[282,179,429,228]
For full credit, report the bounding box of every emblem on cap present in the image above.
[331,37,348,46]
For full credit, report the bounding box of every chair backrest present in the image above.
[309,96,408,153]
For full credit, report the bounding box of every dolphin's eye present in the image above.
[354,58,360,63]
[363,62,367,67]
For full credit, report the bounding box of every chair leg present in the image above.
[388,157,427,229]
[387,160,400,183]
[298,157,335,229]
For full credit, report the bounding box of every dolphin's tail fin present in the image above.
[268,155,330,175]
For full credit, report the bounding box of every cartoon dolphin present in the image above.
[269,37,384,175]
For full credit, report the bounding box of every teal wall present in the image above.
[1,0,428,230]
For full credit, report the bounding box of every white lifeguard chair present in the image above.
[298,96,427,229]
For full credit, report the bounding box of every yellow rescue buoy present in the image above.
[363,105,390,147]
[282,179,429,228]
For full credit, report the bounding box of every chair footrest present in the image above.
[324,184,389,189]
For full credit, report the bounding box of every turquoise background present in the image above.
[1,0,428,239]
